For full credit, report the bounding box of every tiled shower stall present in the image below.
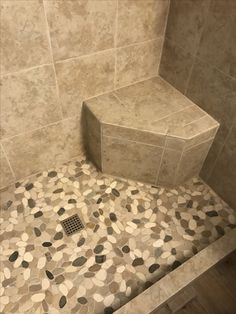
[0,1,236,313]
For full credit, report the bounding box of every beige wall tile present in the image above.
[55,50,115,118]
[117,0,169,47]
[1,0,51,74]
[83,105,102,170]
[176,140,213,184]
[0,144,14,189]
[1,65,61,139]
[165,0,210,54]
[207,124,236,209]
[44,0,116,61]
[116,39,162,88]
[2,117,83,179]
[197,0,236,79]
[158,148,182,186]
[102,136,163,184]
[159,39,194,94]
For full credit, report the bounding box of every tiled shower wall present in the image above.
[159,0,236,209]
[0,0,169,189]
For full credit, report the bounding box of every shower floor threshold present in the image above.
[0,156,235,314]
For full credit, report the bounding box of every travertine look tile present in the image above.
[159,39,194,94]
[1,65,61,139]
[2,118,82,179]
[0,145,14,189]
[165,0,210,54]
[44,0,116,61]
[176,140,213,184]
[117,0,169,47]
[102,124,165,147]
[1,0,51,74]
[187,59,236,139]
[55,50,115,118]
[207,124,236,209]
[197,0,236,78]
[115,39,162,88]
[83,105,102,170]
[102,136,163,184]
[158,148,182,186]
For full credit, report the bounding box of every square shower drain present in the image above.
[61,214,84,236]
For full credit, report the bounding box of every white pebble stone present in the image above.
[107,235,116,243]
[0,296,9,305]
[161,251,171,259]
[153,239,164,247]
[77,286,86,297]
[42,278,50,290]
[23,268,31,281]
[93,293,103,302]
[52,251,63,262]
[189,219,197,230]
[112,223,121,234]
[126,286,132,297]
[104,294,114,307]
[92,278,104,287]
[229,214,235,224]
[159,206,167,213]
[142,250,150,260]
[161,221,169,228]
[117,266,125,273]
[3,268,10,279]
[59,284,68,296]
[21,233,29,242]
[144,209,152,219]
[134,249,142,257]
[24,252,33,262]
[145,222,156,228]
[125,226,134,234]
[127,221,137,229]
[120,280,126,292]
[96,269,107,281]
[36,257,46,270]
[129,238,136,250]
[31,293,45,302]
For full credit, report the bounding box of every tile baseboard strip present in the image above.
[114,228,236,314]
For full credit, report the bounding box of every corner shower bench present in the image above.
[83,77,219,186]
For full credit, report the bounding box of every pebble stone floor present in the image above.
[0,157,236,314]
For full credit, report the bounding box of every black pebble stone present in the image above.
[112,189,120,197]
[132,258,144,267]
[21,260,29,268]
[48,171,57,178]
[172,260,181,270]
[122,245,130,253]
[54,232,63,240]
[206,210,218,217]
[109,213,117,222]
[104,307,114,314]
[57,208,65,216]
[164,235,172,242]
[94,245,104,254]
[77,238,85,247]
[46,270,54,280]
[77,297,87,304]
[149,263,160,273]
[28,199,36,208]
[59,296,67,308]
[42,242,52,247]
[34,211,43,218]
[72,256,87,267]
[95,255,106,264]
[9,251,19,262]
[34,227,41,237]
[25,183,34,191]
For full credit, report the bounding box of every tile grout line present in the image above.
[113,0,119,89]
[42,0,64,120]
[1,142,16,181]
[157,0,171,75]
[204,122,234,181]
[155,136,167,186]
[184,0,212,95]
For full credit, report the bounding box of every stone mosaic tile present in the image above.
[0,156,235,314]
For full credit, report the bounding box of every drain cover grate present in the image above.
[61,214,84,236]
